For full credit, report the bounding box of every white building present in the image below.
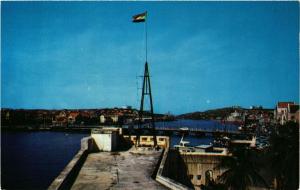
[275,102,294,125]
[99,115,106,124]
[91,128,119,151]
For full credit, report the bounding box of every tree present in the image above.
[268,121,299,190]
[215,147,268,190]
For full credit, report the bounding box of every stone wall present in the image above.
[181,154,226,189]
[159,149,228,190]
[161,149,194,188]
[156,148,193,190]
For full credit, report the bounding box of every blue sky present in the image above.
[2,1,299,114]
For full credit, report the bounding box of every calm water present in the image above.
[1,120,237,189]
[170,135,213,147]
[155,119,238,132]
[156,119,238,147]
[1,131,89,190]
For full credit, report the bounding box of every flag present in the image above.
[132,12,147,23]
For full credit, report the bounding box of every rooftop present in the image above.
[277,102,294,108]
[71,147,166,190]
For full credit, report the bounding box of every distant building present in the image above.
[99,115,106,124]
[275,102,298,124]
[68,112,79,125]
[110,115,118,123]
[227,110,242,122]
[288,104,299,123]
[52,111,68,126]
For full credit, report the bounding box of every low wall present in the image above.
[156,148,193,190]
[48,137,95,190]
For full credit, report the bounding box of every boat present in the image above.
[173,134,194,152]
[174,134,190,148]
[179,127,189,131]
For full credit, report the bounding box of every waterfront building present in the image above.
[287,104,299,123]
[124,135,169,148]
[52,111,68,126]
[68,112,79,125]
[275,102,299,124]
[91,128,119,151]
[182,152,227,189]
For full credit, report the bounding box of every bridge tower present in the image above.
[137,62,157,147]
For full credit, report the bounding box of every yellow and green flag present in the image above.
[132,12,147,23]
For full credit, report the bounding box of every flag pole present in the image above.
[145,11,147,62]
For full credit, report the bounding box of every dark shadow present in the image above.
[57,150,89,190]
[116,135,133,151]
[151,148,165,179]
[162,149,194,188]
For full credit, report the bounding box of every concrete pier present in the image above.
[71,147,167,190]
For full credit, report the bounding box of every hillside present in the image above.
[176,107,244,120]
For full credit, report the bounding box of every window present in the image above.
[150,138,154,141]
[142,137,147,141]
[205,170,213,185]
[159,138,164,141]
[133,137,136,140]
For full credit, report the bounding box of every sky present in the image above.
[1,1,299,114]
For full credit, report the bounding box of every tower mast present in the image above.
[137,62,157,147]
[133,11,157,147]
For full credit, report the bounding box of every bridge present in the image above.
[4,125,241,136]
[154,127,240,135]
[124,125,241,136]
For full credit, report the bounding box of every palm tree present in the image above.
[268,121,299,190]
[215,147,268,190]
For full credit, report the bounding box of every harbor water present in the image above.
[1,120,237,189]
[1,131,89,189]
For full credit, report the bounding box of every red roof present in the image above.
[69,112,79,118]
[277,102,294,108]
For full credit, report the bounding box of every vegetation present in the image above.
[267,121,299,190]
[176,107,239,120]
[215,147,267,190]
[211,121,299,190]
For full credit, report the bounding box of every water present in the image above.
[170,135,213,147]
[155,119,238,132]
[1,120,238,189]
[156,119,238,147]
[1,131,89,190]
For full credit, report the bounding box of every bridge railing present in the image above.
[154,126,239,134]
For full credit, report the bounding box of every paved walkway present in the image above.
[71,147,167,190]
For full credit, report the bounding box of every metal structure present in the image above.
[136,62,157,147]
[132,12,157,147]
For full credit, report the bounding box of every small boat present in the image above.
[179,127,189,131]
[174,134,190,148]
[174,134,197,153]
